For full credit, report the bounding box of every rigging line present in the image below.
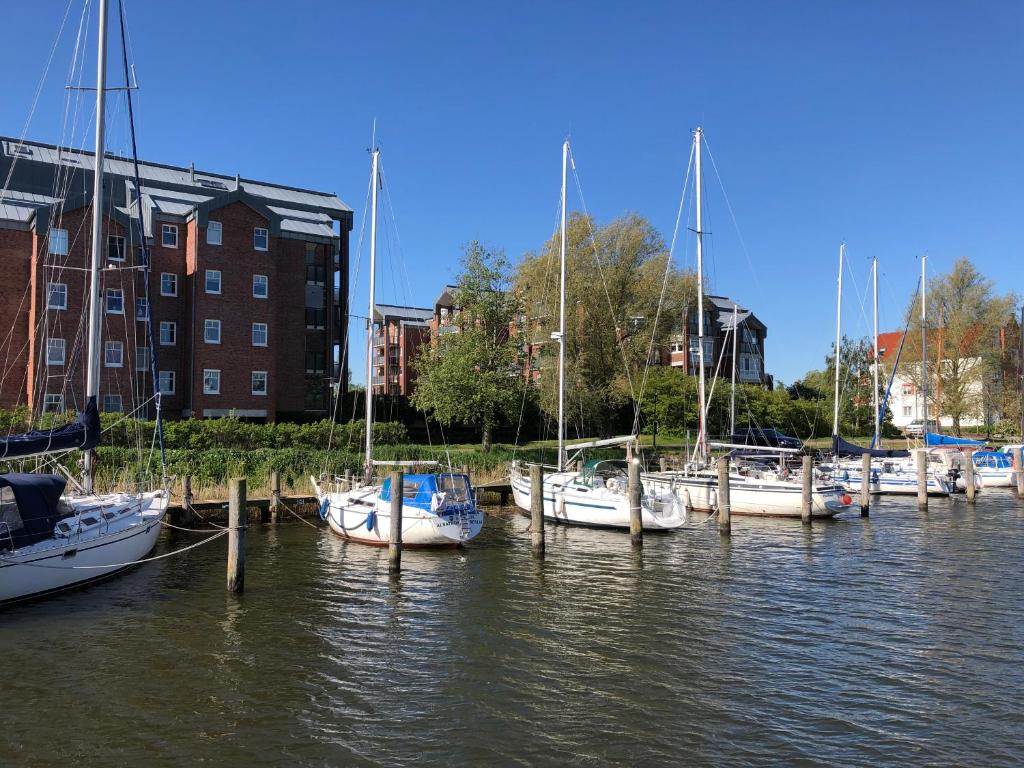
[1,528,229,570]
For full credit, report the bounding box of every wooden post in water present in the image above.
[963,452,976,504]
[801,455,812,526]
[388,471,403,574]
[270,470,281,523]
[717,456,731,536]
[344,469,352,491]
[227,478,246,593]
[182,475,193,528]
[917,451,928,511]
[529,464,545,557]
[659,457,668,472]
[1015,447,1024,496]
[628,458,643,546]
[860,452,871,517]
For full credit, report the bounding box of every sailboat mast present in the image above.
[557,140,568,472]
[872,256,880,447]
[83,0,109,495]
[694,127,707,460]
[832,242,844,437]
[730,304,738,436]
[364,148,380,481]
[921,255,928,429]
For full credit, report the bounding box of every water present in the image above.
[3,493,1023,767]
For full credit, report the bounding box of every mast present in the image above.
[364,148,379,482]
[730,304,738,436]
[556,140,568,471]
[831,242,844,438]
[872,256,880,447]
[920,255,928,430]
[1019,304,1023,441]
[83,0,110,494]
[694,127,707,460]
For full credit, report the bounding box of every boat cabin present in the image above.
[578,460,630,492]
[379,473,474,512]
[0,474,68,550]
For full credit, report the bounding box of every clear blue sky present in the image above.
[4,0,1022,386]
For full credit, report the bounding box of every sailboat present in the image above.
[1,0,168,605]
[509,140,686,530]
[311,148,484,547]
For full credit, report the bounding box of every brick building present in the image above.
[371,304,432,396]
[0,137,351,421]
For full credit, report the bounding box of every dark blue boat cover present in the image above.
[0,397,100,460]
[924,432,986,447]
[0,473,67,549]
[832,434,910,459]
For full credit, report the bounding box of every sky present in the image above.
[2,0,1022,386]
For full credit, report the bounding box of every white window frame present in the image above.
[103,393,123,413]
[107,234,126,262]
[204,319,222,345]
[207,220,222,246]
[253,227,269,251]
[104,340,124,368]
[46,338,65,366]
[47,282,67,310]
[252,322,268,347]
[136,346,149,372]
[160,272,178,297]
[251,371,267,396]
[253,274,268,299]
[42,393,64,413]
[48,227,69,256]
[159,321,177,346]
[135,297,149,322]
[105,288,124,315]
[203,368,221,395]
[205,269,222,295]
[158,370,176,395]
[162,224,178,248]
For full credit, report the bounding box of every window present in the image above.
[42,393,64,413]
[305,308,326,328]
[107,235,126,262]
[47,282,67,310]
[47,338,65,366]
[252,322,268,346]
[305,263,326,284]
[205,269,221,294]
[203,369,220,395]
[207,220,222,246]
[158,370,175,395]
[305,349,326,374]
[135,298,149,322]
[106,288,124,314]
[48,228,68,256]
[670,342,684,353]
[103,394,123,413]
[162,224,178,248]
[160,273,178,297]
[159,321,177,345]
[902,406,912,417]
[104,340,123,368]
[253,274,268,299]
[136,347,149,372]
[902,383,913,396]
[204,319,221,344]
[253,227,269,251]
[252,371,267,396]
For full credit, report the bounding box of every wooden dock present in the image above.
[475,480,513,506]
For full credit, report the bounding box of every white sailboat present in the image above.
[1,0,168,605]
[509,140,686,531]
[311,148,484,547]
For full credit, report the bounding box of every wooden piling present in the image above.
[917,451,928,511]
[1015,447,1024,496]
[529,464,545,557]
[265,470,280,524]
[659,457,668,472]
[717,456,731,536]
[801,455,812,526]
[227,478,246,593]
[860,452,871,517]
[628,459,643,546]
[182,475,193,528]
[344,469,352,491]
[388,471,403,574]
[963,452,976,504]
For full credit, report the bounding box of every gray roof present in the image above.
[374,304,433,323]
[707,295,765,333]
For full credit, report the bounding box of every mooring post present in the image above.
[917,451,928,511]
[182,474,193,528]
[801,455,813,526]
[270,470,281,523]
[529,464,545,557]
[1015,447,1024,496]
[717,455,731,536]
[860,452,871,517]
[344,469,352,491]
[963,452,976,504]
[388,471,403,574]
[628,458,643,546]
[227,478,246,593]
[659,457,668,472]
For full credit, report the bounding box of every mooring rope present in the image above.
[0,528,230,570]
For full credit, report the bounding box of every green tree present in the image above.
[411,242,524,452]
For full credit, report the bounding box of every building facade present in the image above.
[0,137,352,421]
[665,295,771,386]
[371,304,432,396]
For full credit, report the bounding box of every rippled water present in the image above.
[2,492,1023,767]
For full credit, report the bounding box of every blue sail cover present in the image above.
[0,398,100,460]
[832,434,910,459]
[924,432,986,447]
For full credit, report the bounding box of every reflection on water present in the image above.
[2,494,1023,766]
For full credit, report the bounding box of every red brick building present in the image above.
[0,137,351,421]
[371,304,432,396]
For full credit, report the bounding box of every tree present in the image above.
[517,212,696,438]
[411,242,524,452]
[900,258,1017,434]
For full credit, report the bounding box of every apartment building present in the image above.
[665,295,771,386]
[0,137,352,421]
[370,304,432,396]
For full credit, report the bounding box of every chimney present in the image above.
[189,162,195,183]
[234,173,240,191]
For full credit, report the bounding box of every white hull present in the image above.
[509,467,686,530]
[827,463,954,496]
[0,491,167,605]
[975,469,1015,488]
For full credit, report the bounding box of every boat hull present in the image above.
[644,473,850,519]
